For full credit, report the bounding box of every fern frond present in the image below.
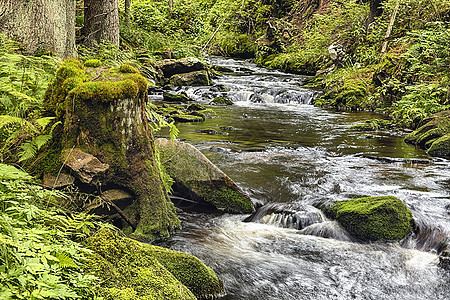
[0,163,32,180]
[0,81,38,104]
[0,115,32,129]
[55,252,77,269]
[18,142,37,162]
[35,117,55,130]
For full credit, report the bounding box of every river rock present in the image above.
[43,172,75,188]
[404,110,450,157]
[170,70,210,86]
[60,149,109,184]
[155,138,254,213]
[162,92,191,102]
[85,228,224,299]
[85,189,134,215]
[323,196,414,241]
[157,57,206,78]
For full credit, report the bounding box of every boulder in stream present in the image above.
[323,196,414,241]
[85,228,224,299]
[156,138,254,213]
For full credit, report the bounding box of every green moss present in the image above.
[427,133,450,157]
[162,92,190,102]
[85,228,223,300]
[198,185,254,213]
[405,110,450,153]
[351,119,392,131]
[325,196,414,241]
[186,103,206,111]
[44,59,86,115]
[209,97,233,106]
[68,79,140,103]
[119,64,140,74]
[84,59,102,68]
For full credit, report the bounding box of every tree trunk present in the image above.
[83,0,119,47]
[368,0,384,25]
[125,0,131,25]
[0,0,76,58]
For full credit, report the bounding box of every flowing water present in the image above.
[156,57,450,299]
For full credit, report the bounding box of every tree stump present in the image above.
[45,60,179,240]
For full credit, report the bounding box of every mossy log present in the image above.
[324,196,414,241]
[44,59,179,240]
[85,228,224,299]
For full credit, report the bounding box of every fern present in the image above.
[55,252,78,269]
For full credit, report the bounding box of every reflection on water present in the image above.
[156,57,450,299]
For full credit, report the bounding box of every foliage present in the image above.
[0,164,101,299]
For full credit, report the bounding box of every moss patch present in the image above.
[84,59,102,68]
[85,228,223,300]
[351,119,392,131]
[209,96,233,106]
[324,196,414,241]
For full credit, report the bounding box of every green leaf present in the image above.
[0,164,32,180]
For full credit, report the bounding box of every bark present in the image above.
[368,0,385,25]
[83,0,119,47]
[0,0,76,58]
[125,0,131,25]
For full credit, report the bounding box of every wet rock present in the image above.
[195,129,228,135]
[172,114,204,122]
[439,250,450,270]
[405,110,450,157]
[162,92,191,102]
[85,228,224,299]
[328,44,347,67]
[155,138,253,213]
[43,172,75,188]
[157,57,206,78]
[210,84,230,92]
[209,96,233,106]
[61,149,109,184]
[187,103,206,111]
[323,196,414,241]
[170,70,210,86]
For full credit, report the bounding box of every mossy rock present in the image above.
[324,196,414,241]
[84,59,102,68]
[170,70,210,86]
[172,114,204,122]
[187,103,206,111]
[162,92,191,102]
[404,110,450,157]
[156,138,253,213]
[351,119,392,131]
[427,134,450,157]
[209,96,233,106]
[85,228,223,300]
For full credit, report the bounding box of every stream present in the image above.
[156,57,450,299]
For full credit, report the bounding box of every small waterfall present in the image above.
[244,203,325,230]
[299,221,356,242]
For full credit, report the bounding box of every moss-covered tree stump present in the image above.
[85,228,224,300]
[324,196,414,241]
[44,59,179,240]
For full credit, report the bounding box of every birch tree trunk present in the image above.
[0,0,76,58]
